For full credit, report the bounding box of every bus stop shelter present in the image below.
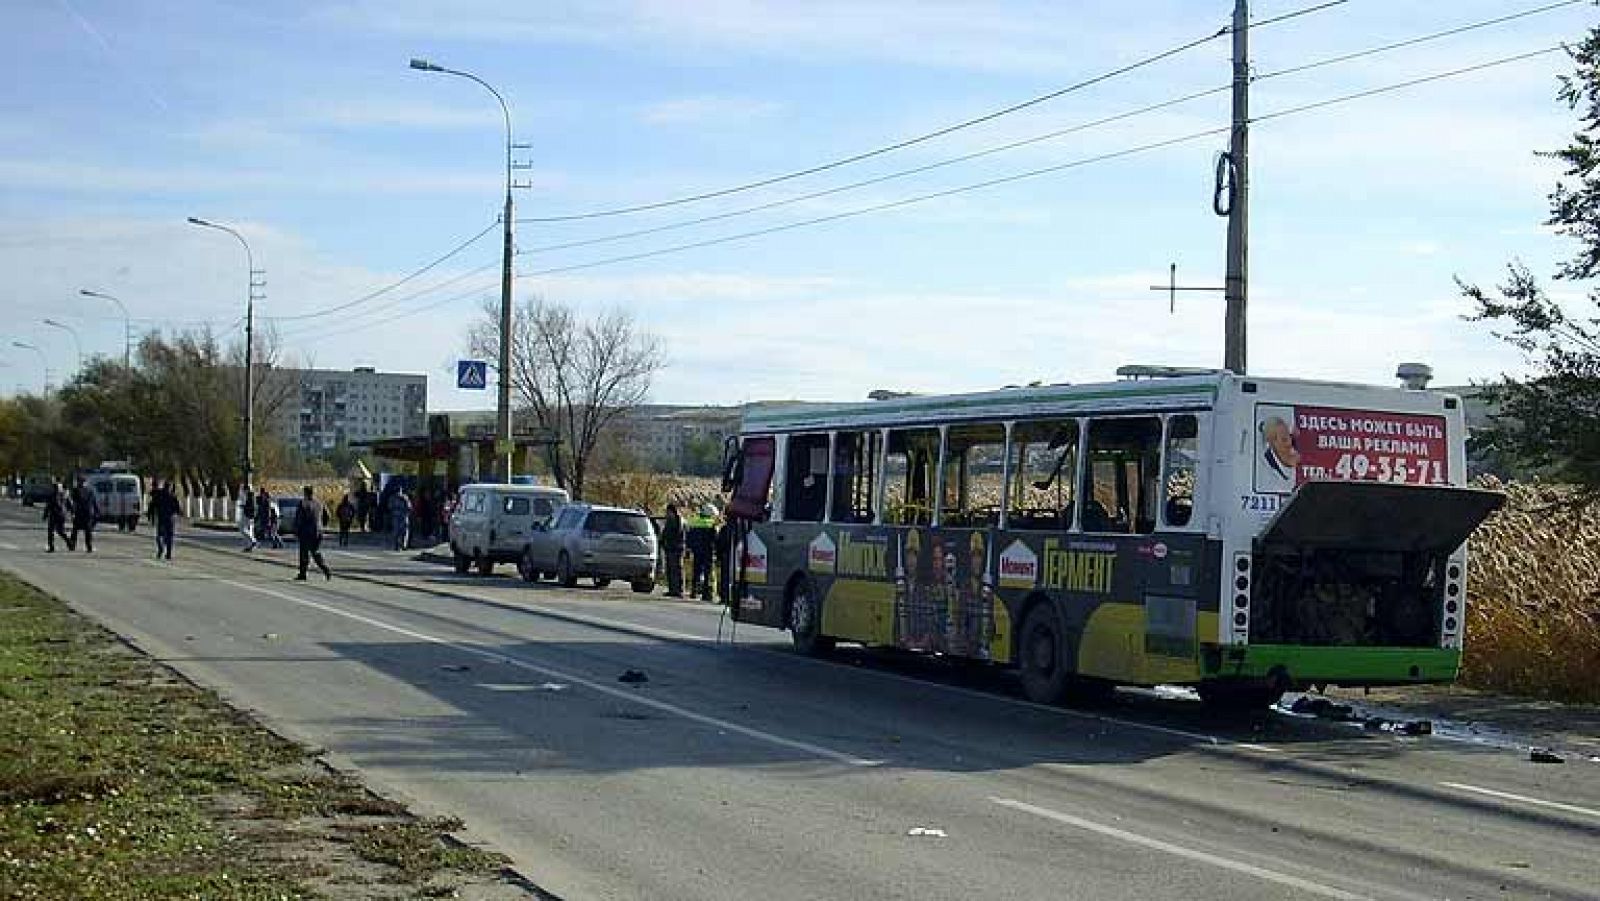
[356,416,560,492]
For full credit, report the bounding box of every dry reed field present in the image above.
[1463,478,1600,703]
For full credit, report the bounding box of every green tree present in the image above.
[1463,25,1600,504]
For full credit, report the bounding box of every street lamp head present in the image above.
[43,318,62,328]
[12,341,33,350]
[187,216,210,226]
[409,58,443,72]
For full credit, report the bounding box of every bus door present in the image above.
[722,435,783,627]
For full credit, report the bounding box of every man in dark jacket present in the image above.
[69,476,99,554]
[148,480,182,560]
[292,485,332,581]
[660,503,685,598]
[43,480,71,552]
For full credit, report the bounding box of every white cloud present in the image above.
[642,95,780,126]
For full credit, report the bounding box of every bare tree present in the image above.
[469,295,664,498]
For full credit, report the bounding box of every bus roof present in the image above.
[742,374,1224,434]
[740,372,1461,434]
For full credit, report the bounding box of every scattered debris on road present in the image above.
[439,664,471,673]
[906,827,947,838]
[1529,747,1565,764]
[618,669,649,684]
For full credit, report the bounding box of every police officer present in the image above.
[685,503,717,601]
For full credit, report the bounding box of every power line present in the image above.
[1252,45,1564,124]
[310,43,1564,338]
[266,219,498,322]
[295,275,502,347]
[517,85,1232,254]
[1258,0,1583,82]
[274,259,500,341]
[508,44,1565,279]
[517,0,1581,257]
[518,1,1348,224]
[517,127,1229,276]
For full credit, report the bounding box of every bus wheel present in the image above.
[557,553,578,588]
[517,549,538,583]
[787,578,834,656]
[476,554,495,576]
[452,546,470,574]
[1197,681,1285,712]
[1018,603,1070,704]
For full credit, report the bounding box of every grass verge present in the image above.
[0,573,511,900]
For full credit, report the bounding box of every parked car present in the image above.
[448,484,568,576]
[88,472,143,531]
[21,473,54,506]
[519,503,657,593]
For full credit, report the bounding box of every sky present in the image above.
[1,0,1596,410]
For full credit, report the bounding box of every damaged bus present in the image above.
[719,369,1504,709]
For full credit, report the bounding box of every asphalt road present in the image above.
[1,502,1596,901]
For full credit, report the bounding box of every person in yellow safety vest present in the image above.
[685,503,718,601]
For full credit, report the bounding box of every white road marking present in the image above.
[0,542,20,551]
[210,576,883,768]
[990,797,1371,900]
[334,551,380,561]
[1439,782,1600,821]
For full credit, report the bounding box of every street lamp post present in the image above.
[11,341,52,394]
[410,57,516,484]
[187,217,258,486]
[79,289,132,371]
[42,319,83,374]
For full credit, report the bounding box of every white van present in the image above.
[88,472,144,532]
[448,484,568,575]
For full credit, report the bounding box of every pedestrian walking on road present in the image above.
[336,493,356,547]
[148,480,181,560]
[686,503,717,601]
[660,503,685,598]
[389,489,412,551]
[42,479,71,552]
[254,487,276,550]
[264,495,285,549]
[68,476,99,554]
[292,485,332,581]
[240,486,258,552]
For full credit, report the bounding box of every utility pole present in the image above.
[188,217,261,487]
[1222,0,1250,374]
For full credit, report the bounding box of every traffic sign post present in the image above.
[457,360,488,390]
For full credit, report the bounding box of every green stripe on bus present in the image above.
[1207,645,1461,683]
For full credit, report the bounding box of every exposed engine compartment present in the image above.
[1250,548,1443,646]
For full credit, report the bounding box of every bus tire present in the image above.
[786,577,834,656]
[1017,601,1071,705]
[630,578,654,594]
[476,554,494,576]
[452,545,470,574]
[1197,680,1285,712]
[517,548,538,583]
[558,553,577,588]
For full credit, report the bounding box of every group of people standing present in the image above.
[658,502,735,602]
[39,476,183,559]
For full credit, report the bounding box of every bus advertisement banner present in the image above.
[1254,404,1449,494]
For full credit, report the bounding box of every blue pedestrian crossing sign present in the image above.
[456,360,488,390]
